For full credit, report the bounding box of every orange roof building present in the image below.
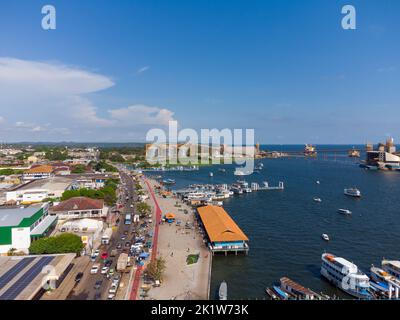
[25,165,54,174]
[23,165,54,181]
[197,205,249,254]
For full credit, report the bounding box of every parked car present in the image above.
[109,285,118,294]
[107,293,115,300]
[75,272,84,283]
[104,259,113,268]
[101,266,109,274]
[116,243,122,250]
[90,264,100,274]
[101,252,108,260]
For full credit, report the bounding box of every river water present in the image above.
[151,145,400,299]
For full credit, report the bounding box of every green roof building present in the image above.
[0,203,57,255]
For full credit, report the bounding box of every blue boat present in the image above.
[272,285,289,300]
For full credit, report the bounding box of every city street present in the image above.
[66,170,137,300]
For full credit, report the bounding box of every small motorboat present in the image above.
[265,287,279,300]
[338,209,352,215]
[316,180,320,184]
[313,197,322,203]
[209,172,214,177]
[272,285,289,300]
[162,179,176,185]
[218,168,226,173]
[219,281,227,300]
[322,234,330,241]
[344,188,361,197]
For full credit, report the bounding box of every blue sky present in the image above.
[0,0,399,143]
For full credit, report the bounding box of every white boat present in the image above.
[243,188,252,193]
[344,188,361,197]
[322,234,329,241]
[313,198,322,203]
[209,172,213,177]
[382,260,400,281]
[234,168,252,176]
[370,266,396,295]
[316,180,320,184]
[219,281,227,300]
[338,209,352,215]
[321,253,372,299]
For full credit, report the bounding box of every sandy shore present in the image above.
[143,177,211,300]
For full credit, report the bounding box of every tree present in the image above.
[146,257,166,281]
[137,202,151,216]
[71,164,86,174]
[29,233,83,255]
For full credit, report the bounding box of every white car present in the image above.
[94,249,100,257]
[107,293,115,300]
[101,266,109,274]
[109,285,118,294]
[90,265,100,274]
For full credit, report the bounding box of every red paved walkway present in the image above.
[129,265,142,300]
[129,179,162,300]
[145,179,162,262]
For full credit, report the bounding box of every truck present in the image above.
[101,228,113,245]
[116,253,130,273]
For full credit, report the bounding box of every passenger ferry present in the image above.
[321,253,372,299]
[344,188,361,197]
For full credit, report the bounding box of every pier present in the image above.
[197,205,249,256]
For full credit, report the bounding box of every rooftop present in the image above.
[197,205,248,243]
[0,254,75,300]
[50,196,104,212]
[0,204,45,227]
[11,176,74,192]
[25,165,54,174]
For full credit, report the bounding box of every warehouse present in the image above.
[0,203,57,255]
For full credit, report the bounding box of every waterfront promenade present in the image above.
[144,177,211,300]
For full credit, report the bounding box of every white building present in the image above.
[0,203,58,255]
[49,197,108,220]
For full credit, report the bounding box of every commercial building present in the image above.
[0,203,58,255]
[6,176,73,205]
[69,174,108,190]
[23,165,54,181]
[49,197,107,220]
[197,205,249,255]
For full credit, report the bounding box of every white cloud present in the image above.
[136,66,150,74]
[109,104,175,126]
[0,57,175,141]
